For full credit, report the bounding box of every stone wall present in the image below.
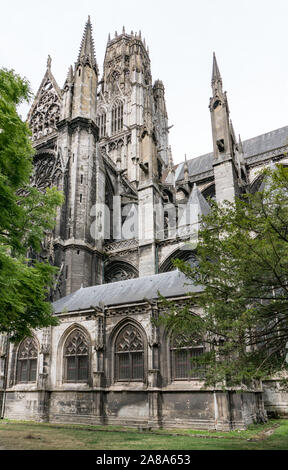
[0,302,267,431]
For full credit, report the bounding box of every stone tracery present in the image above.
[29,77,61,141]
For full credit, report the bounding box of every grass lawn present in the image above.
[0,419,287,450]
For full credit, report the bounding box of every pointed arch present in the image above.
[201,183,216,201]
[111,99,124,134]
[96,106,107,138]
[176,186,189,202]
[63,328,89,382]
[159,248,197,273]
[250,174,265,194]
[16,336,39,384]
[56,324,91,385]
[110,319,147,382]
[104,260,138,284]
[169,330,205,380]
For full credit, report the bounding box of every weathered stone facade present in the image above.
[1,17,287,428]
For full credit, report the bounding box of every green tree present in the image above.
[159,165,288,387]
[0,68,63,342]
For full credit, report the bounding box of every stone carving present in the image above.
[116,325,143,352]
[29,77,60,141]
[40,328,51,355]
[104,239,138,253]
[95,316,104,351]
[171,332,202,348]
[32,151,63,191]
[65,330,88,356]
[18,337,38,359]
[104,261,138,283]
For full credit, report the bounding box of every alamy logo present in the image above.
[89,196,201,249]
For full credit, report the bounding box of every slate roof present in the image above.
[171,126,288,183]
[242,126,288,159]
[53,270,201,314]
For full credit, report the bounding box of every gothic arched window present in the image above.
[115,324,144,381]
[111,102,123,134]
[64,330,89,382]
[96,111,106,138]
[17,337,38,383]
[170,334,205,380]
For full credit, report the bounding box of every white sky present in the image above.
[1,0,288,164]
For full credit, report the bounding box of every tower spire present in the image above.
[77,16,98,71]
[212,52,222,85]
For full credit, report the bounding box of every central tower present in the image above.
[97,28,170,185]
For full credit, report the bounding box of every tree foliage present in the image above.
[0,68,63,341]
[159,165,288,387]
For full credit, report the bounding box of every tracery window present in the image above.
[64,330,89,382]
[96,111,106,138]
[111,102,123,134]
[17,337,38,383]
[115,324,144,381]
[170,334,205,380]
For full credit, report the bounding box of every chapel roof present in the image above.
[53,270,202,314]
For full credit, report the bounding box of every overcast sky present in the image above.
[1,0,288,163]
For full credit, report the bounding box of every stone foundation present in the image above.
[2,388,266,431]
[263,380,288,418]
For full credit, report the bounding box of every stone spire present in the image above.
[47,55,52,70]
[238,134,244,154]
[67,65,74,84]
[230,119,236,144]
[211,52,224,98]
[184,154,189,181]
[77,16,98,71]
[168,146,174,171]
[166,147,175,186]
[212,52,221,85]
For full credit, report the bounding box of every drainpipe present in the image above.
[1,334,10,419]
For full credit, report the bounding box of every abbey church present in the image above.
[0,17,287,430]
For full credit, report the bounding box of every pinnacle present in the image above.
[184,154,189,180]
[168,146,174,171]
[238,134,244,154]
[47,55,52,70]
[230,119,236,143]
[212,52,222,84]
[77,16,97,70]
[67,65,74,83]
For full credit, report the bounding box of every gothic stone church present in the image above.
[0,17,287,430]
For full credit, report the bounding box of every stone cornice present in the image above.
[57,117,99,140]
[53,238,103,256]
[245,146,288,168]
